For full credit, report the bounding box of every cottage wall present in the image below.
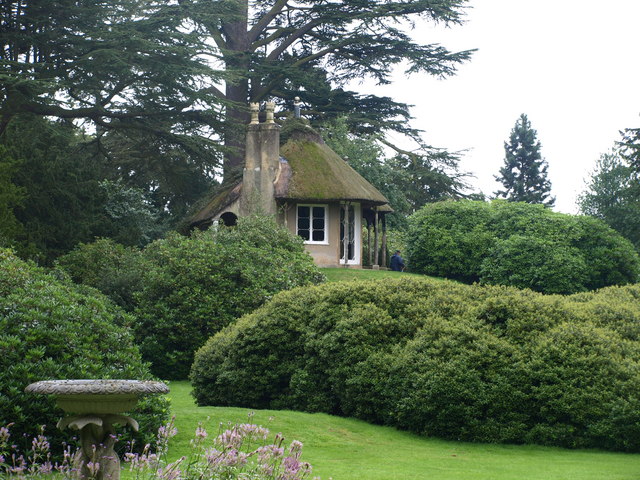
[284,203,356,268]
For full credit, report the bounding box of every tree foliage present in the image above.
[322,117,470,230]
[0,144,24,246]
[191,278,640,452]
[0,115,173,262]
[179,0,474,176]
[0,0,224,159]
[1,115,113,262]
[620,125,640,172]
[495,114,555,206]
[578,149,640,250]
[406,200,639,294]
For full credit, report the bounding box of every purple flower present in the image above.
[86,461,101,477]
[195,425,208,439]
[289,440,303,457]
[0,426,11,444]
[32,434,50,453]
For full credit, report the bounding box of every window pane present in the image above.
[298,229,310,240]
[313,218,325,229]
[298,217,309,230]
[298,206,310,218]
[312,230,325,241]
[312,206,325,218]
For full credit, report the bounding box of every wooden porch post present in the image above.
[373,209,379,267]
[367,219,372,266]
[381,214,387,268]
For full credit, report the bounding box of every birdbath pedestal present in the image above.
[25,379,169,480]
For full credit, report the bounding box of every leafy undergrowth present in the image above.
[156,381,640,480]
[321,267,435,283]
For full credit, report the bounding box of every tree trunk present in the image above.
[221,3,250,181]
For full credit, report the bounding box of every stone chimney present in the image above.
[240,102,280,215]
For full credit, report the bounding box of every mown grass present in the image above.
[163,381,640,480]
[321,267,436,283]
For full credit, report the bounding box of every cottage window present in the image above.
[297,205,327,244]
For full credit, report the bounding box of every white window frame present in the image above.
[296,204,329,245]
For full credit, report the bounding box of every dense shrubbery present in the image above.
[191,278,640,452]
[0,249,169,456]
[134,215,325,380]
[55,238,150,311]
[406,200,639,294]
[55,216,325,380]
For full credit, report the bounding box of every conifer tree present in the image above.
[578,149,640,250]
[181,0,475,178]
[620,125,640,173]
[495,114,555,206]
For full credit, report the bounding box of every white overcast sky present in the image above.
[363,0,640,213]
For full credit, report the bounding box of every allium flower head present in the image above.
[0,426,10,444]
[86,461,100,477]
[195,425,208,440]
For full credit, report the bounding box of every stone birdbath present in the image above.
[25,379,169,480]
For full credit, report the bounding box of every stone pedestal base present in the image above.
[58,414,138,480]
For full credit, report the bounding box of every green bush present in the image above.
[191,278,640,451]
[55,238,149,311]
[406,200,494,282]
[0,249,169,456]
[135,215,325,380]
[480,235,589,294]
[406,200,639,293]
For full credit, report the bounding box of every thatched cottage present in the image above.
[190,102,391,268]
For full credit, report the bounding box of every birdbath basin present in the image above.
[26,379,169,480]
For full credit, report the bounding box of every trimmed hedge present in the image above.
[0,249,169,455]
[406,200,639,294]
[191,278,640,452]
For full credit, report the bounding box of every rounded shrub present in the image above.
[0,249,169,456]
[406,200,639,294]
[55,238,149,311]
[406,200,494,282]
[480,235,589,294]
[135,214,325,380]
[191,277,640,451]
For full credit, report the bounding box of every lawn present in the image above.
[321,267,435,283]
[163,381,640,480]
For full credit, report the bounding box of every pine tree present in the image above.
[495,114,555,206]
[578,149,640,250]
[620,125,640,172]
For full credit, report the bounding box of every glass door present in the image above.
[340,203,361,265]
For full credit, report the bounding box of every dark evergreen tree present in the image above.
[495,114,555,206]
[0,115,173,262]
[180,0,475,178]
[620,124,640,175]
[0,0,225,162]
[579,149,640,251]
[0,145,24,247]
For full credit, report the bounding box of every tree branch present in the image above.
[247,0,290,44]
[265,18,322,61]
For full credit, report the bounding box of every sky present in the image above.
[363,0,640,213]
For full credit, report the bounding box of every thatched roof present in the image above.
[188,181,241,228]
[188,121,390,228]
[277,128,389,206]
